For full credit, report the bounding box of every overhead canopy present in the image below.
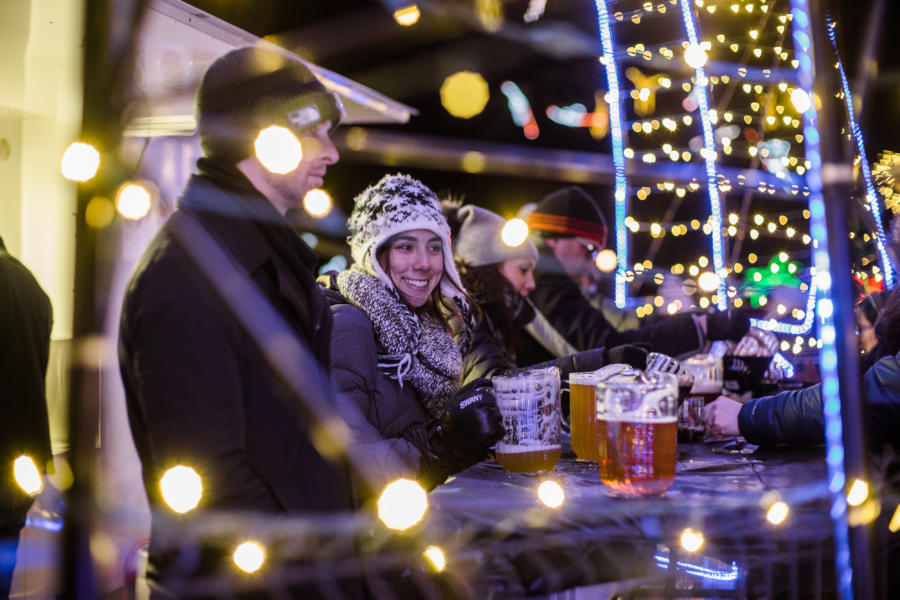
[126,0,416,137]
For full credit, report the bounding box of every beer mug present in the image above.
[596,372,679,496]
[570,365,633,461]
[679,354,723,442]
[493,367,561,473]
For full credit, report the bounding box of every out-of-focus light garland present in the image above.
[825,18,895,289]
[500,81,540,139]
[790,0,853,596]
[654,552,740,582]
[873,151,900,215]
[678,0,727,307]
[594,0,629,308]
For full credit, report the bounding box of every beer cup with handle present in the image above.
[493,367,561,473]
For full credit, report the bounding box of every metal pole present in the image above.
[64,1,144,597]
[808,1,875,597]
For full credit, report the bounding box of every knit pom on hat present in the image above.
[196,46,344,164]
[454,205,538,267]
[348,173,467,302]
[526,186,608,247]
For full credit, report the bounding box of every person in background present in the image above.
[447,204,647,384]
[858,291,891,371]
[703,289,900,450]
[118,46,354,597]
[521,186,750,365]
[324,174,504,497]
[0,237,53,599]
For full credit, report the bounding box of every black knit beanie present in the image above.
[527,186,608,247]
[195,46,344,164]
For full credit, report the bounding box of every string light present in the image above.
[594,1,629,308]
[792,1,852,595]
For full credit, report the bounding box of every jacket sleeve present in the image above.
[737,383,825,446]
[738,352,900,448]
[329,305,422,494]
[120,254,280,511]
[459,316,517,385]
[531,263,704,357]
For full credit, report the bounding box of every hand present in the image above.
[605,343,650,369]
[702,396,743,437]
[440,378,505,456]
[706,310,750,342]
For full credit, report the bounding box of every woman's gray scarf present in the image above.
[335,266,462,419]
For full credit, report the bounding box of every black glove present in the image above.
[401,379,505,489]
[605,343,651,369]
[440,378,505,459]
[706,310,750,342]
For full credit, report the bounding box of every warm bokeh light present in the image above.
[393,4,420,26]
[889,504,900,532]
[423,546,446,572]
[698,271,720,292]
[790,88,811,113]
[233,541,265,573]
[537,480,565,508]
[159,465,203,514]
[13,455,42,495]
[680,528,704,552]
[501,218,529,247]
[303,188,332,217]
[85,196,116,229]
[684,44,708,69]
[847,479,869,507]
[595,248,617,272]
[377,478,428,531]
[440,71,490,119]
[116,183,152,220]
[254,125,303,174]
[61,142,100,182]
[767,501,790,525]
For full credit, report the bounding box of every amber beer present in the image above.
[598,415,677,496]
[496,444,562,473]
[569,372,600,461]
[596,371,678,496]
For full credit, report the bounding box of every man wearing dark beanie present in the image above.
[119,46,357,597]
[521,186,749,364]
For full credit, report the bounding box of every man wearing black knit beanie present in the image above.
[119,46,358,598]
[521,186,749,365]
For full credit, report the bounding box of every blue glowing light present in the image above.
[500,81,540,140]
[594,1,629,308]
[772,352,796,379]
[750,278,818,335]
[677,0,728,308]
[791,1,853,596]
[654,553,740,582]
[825,20,896,289]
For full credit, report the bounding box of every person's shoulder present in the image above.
[331,303,374,334]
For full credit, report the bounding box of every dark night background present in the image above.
[182,0,900,293]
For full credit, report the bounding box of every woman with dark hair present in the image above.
[446,204,645,385]
[859,291,893,371]
[323,174,504,498]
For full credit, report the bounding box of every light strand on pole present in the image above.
[677,0,728,308]
[791,1,853,596]
[594,0,630,309]
[825,18,896,289]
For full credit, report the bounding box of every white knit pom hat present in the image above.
[347,173,467,301]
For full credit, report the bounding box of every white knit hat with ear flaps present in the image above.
[347,173,467,303]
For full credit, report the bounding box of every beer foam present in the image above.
[496,443,562,453]
[689,380,722,394]
[602,415,677,424]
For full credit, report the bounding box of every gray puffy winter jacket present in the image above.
[329,303,431,498]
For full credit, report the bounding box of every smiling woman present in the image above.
[321,174,505,499]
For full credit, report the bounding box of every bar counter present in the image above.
[427,441,840,598]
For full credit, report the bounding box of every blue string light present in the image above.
[594,0,629,308]
[825,19,896,289]
[654,553,741,582]
[791,1,853,596]
[750,277,818,335]
[677,0,728,309]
